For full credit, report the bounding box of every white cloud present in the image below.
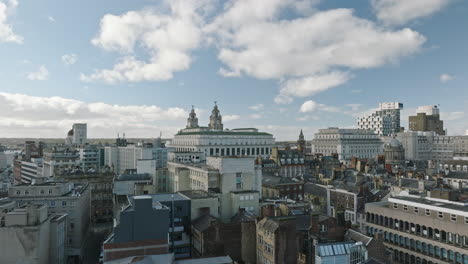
[249,104,264,111]
[27,65,49,81]
[300,100,319,113]
[82,0,212,83]
[300,100,340,113]
[47,15,56,22]
[0,0,22,43]
[250,113,262,119]
[62,53,78,65]
[276,72,350,104]
[440,73,454,82]
[372,0,450,26]
[441,111,465,121]
[0,92,188,137]
[208,1,426,103]
[223,114,240,121]
[440,112,467,135]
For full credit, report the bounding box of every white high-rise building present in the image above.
[65,123,87,145]
[167,104,275,159]
[104,142,168,174]
[72,123,87,145]
[357,102,403,136]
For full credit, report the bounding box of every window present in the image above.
[393,203,398,209]
[451,214,457,222]
[70,223,74,230]
[414,207,419,213]
[40,190,45,194]
[24,190,29,195]
[403,205,408,211]
[438,212,444,219]
[48,189,53,194]
[465,217,468,224]
[62,201,67,207]
[236,173,242,190]
[320,225,328,232]
[240,196,244,201]
[15,190,20,195]
[50,201,56,207]
[250,195,254,200]
[425,209,431,216]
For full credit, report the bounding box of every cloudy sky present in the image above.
[0,0,467,140]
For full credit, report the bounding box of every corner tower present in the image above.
[208,102,223,130]
[186,106,199,128]
[297,129,306,153]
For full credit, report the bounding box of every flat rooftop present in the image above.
[179,190,217,199]
[129,193,190,204]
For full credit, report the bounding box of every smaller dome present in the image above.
[389,138,401,147]
[67,129,74,136]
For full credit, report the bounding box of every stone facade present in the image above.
[312,128,383,161]
[168,105,275,159]
[366,195,468,263]
[168,157,262,222]
[8,182,91,260]
[409,105,445,135]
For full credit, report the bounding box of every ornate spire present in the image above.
[209,102,223,130]
[297,129,306,153]
[186,105,199,128]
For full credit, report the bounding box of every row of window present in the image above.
[208,147,270,156]
[15,189,53,195]
[394,203,468,223]
[368,226,468,264]
[49,200,74,207]
[368,212,468,249]
[240,195,255,201]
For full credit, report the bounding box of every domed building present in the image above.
[65,129,74,145]
[384,138,405,169]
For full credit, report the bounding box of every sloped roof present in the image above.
[345,229,373,246]
[400,178,419,189]
[262,175,302,186]
[304,183,327,197]
[192,214,219,232]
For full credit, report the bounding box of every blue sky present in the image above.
[0,0,466,140]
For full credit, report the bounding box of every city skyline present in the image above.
[0,0,467,140]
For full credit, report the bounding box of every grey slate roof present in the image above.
[192,214,219,232]
[345,229,373,246]
[304,183,327,198]
[399,178,419,189]
[445,171,468,179]
[262,175,302,186]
